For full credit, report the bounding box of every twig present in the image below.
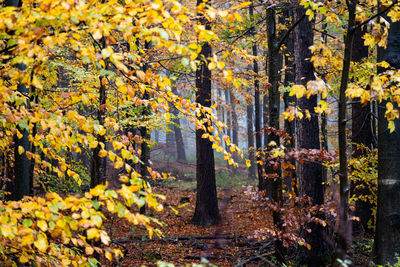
[351,0,398,32]
[277,13,306,50]
[235,252,274,267]
[112,233,237,243]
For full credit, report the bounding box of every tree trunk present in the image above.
[229,89,239,163]
[335,0,357,263]
[374,19,400,266]
[139,41,151,214]
[90,37,107,189]
[283,6,296,193]
[293,4,328,266]
[7,0,32,200]
[247,3,257,180]
[350,26,374,236]
[90,69,107,188]
[249,2,262,189]
[171,87,186,162]
[265,6,284,261]
[191,0,219,226]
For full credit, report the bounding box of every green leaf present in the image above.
[23,219,32,228]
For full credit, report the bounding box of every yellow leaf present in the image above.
[87,228,99,240]
[100,231,110,245]
[289,85,306,99]
[108,151,116,162]
[85,246,94,255]
[89,141,98,149]
[208,62,216,70]
[112,141,123,151]
[34,233,48,252]
[37,220,48,232]
[105,251,113,261]
[114,161,124,169]
[18,146,24,155]
[234,12,242,22]
[388,120,395,133]
[101,46,113,58]
[98,149,107,158]
[246,159,251,167]
[19,255,29,264]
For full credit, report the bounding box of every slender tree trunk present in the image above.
[374,18,400,266]
[351,26,374,236]
[247,3,257,180]
[293,4,329,265]
[225,87,232,169]
[191,0,219,226]
[249,2,263,189]
[247,94,255,179]
[283,7,296,193]
[5,0,32,200]
[265,6,284,261]
[90,37,107,189]
[171,87,186,162]
[335,0,357,263]
[139,41,151,214]
[91,66,107,188]
[230,89,239,163]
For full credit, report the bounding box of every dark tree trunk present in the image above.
[7,0,32,200]
[90,70,107,188]
[374,19,400,266]
[335,0,357,263]
[139,41,151,214]
[191,0,219,226]
[90,38,107,189]
[293,4,328,266]
[350,26,374,236]
[265,6,284,261]
[171,87,186,162]
[229,89,239,163]
[225,87,232,169]
[247,3,257,180]
[283,7,296,193]
[249,2,262,189]
[247,93,255,179]
[166,122,176,158]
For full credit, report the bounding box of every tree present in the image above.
[171,87,186,162]
[293,3,328,265]
[248,2,262,184]
[350,25,374,236]
[191,0,220,226]
[265,4,284,260]
[336,0,357,262]
[374,18,400,265]
[4,0,32,200]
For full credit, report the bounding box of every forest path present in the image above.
[106,186,275,266]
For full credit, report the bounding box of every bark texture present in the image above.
[293,4,328,266]
[191,0,219,226]
[374,19,400,266]
[351,26,374,236]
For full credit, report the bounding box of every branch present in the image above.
[313,28,337,39]
[351,0,399,32]
[0,44,17,55]
[277,13,306,49]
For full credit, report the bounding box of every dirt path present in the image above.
[106,186,274,266]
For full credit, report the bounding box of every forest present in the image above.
[0,0,399,266]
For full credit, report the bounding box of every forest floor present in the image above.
[103,160,279,266]
[102,159,373,266]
